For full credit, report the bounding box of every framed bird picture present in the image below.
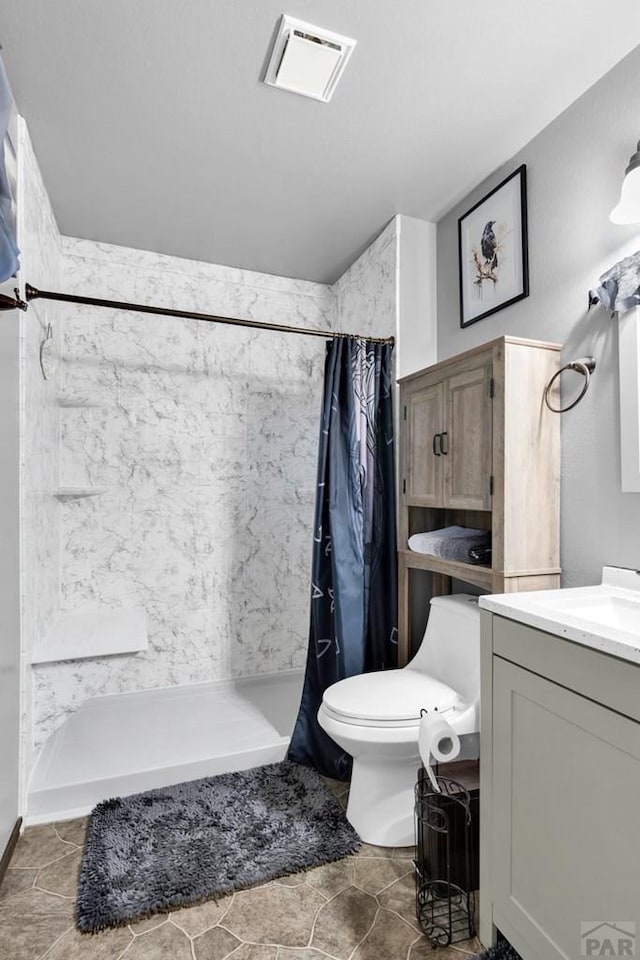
[458,164,529,327]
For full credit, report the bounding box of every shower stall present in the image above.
[23,258,331,822]
[18,122,398,823]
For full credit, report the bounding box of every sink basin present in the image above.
[479,566,640,663]
[544,594,640,633]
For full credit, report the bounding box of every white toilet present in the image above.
[317,593,481,847]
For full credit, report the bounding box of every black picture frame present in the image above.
[458,164,529,328]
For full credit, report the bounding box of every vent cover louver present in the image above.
[264,15,356,103]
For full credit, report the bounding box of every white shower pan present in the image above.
[27,670,304,824]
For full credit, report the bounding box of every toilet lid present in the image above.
[322,670,458,724]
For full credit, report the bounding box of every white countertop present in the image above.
[479,566,640,665]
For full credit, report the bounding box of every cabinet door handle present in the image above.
[432,433,441,456]
[440,431,449,455]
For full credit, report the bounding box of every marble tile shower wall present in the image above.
[32,228,397,749]
[332,219,398,337]
[17,123,62,792]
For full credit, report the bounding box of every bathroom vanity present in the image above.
[478,568,640,960]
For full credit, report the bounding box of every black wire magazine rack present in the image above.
[414,766,478,948]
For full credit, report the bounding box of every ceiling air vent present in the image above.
[264,15,356,103]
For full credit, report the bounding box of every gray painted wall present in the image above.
[437,45,640,588]
[0,315,21,853]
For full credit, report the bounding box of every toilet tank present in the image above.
[407,594,481,703]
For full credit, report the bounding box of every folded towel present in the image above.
[411,525,481,543]
[434,536,490,563]
[408,526,490,563]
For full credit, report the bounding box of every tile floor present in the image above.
[0,781,483,960]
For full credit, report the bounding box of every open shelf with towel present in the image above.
[397,336,562,664]
[403,506,493,590]
[400,549,493,592]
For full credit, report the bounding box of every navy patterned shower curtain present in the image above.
[287,337,397,780]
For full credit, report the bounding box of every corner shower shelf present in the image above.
[54,487,108,500]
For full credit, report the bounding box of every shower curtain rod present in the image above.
[0,285,395,345]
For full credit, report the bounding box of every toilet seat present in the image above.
[321,670,459,727]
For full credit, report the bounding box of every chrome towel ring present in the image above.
[544,356,596,413]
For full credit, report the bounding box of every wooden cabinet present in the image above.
[442,362,493,511]
[403,361,493,510]
[480,614,640,959]
[398,337,562,663]
[404,382,444,506]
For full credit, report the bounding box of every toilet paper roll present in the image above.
[419,712,461,791]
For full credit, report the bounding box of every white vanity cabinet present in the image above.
[479,611,640,960]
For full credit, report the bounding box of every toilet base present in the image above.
[346,755,418,847]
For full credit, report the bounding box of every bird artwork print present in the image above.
[472,217,502,291]
[481,220,498,269]
[462,167,526,323]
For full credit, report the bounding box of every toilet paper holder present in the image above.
[414,767,478,948]
[418,707,462,792]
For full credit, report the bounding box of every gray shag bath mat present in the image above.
[473,943,521,959]
[77,760,360,933]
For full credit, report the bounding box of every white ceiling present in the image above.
[3,1,640,283]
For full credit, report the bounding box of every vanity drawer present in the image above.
[491,614,640,723]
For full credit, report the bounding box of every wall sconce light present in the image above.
[611,140,640,224]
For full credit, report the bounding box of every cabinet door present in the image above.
[443,363,492,510]
[492,656,640,960]
[404,382,444,505]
